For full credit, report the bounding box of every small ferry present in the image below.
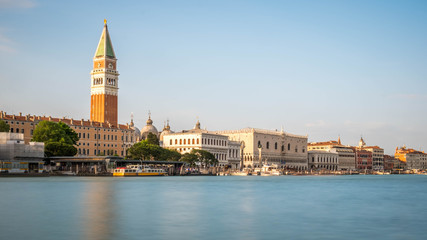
[113,165,167,177]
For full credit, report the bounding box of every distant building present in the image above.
[354,149,372,170]
[159,120,173,146]
[0,112,136,158]
[308,138,355,171]
[162,121,241,169]
[357,137,384,171]
[215,128,308,170]
[0,132,44,173]
[140,113,159,140]
[308,151,339,171]
[395,146,427,170]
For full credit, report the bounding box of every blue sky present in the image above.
[1,0,426,154]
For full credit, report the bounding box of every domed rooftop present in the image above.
[129,113,141,140]
[159,120,174,141]
[140,113,158,140]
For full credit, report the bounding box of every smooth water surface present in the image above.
[1,175,426,240]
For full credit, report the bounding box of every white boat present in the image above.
[231,171,251,176]
[260,164,283,176]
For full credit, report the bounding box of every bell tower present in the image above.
[90,19,119,126]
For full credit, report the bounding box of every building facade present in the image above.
[162,121,241,169]
[357,137,384,171]
[355,149,373,170]
[0,132,44,173]
[0,112,136,157]
[307,150,339,171]
[395,146,427,170]
[308,139,356,171]
[215,128,308,170]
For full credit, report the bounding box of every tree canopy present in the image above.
[0,120,10,132]
[146,132,160,145]
[179,149,218,168]
[127,140,181,161]
[31,121,79,157]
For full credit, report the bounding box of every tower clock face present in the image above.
[108,63,113,69]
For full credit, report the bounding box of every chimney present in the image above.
[48,116,52,121]
[70,119,74,125]
[12,115,16,120]
[19,112,22,117]
[81,119,84,126]
[25,115,29,121]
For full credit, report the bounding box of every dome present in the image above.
[159,121,174,141]
[132,127,141,139]
[140,115,158,140]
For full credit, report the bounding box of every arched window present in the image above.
[183,139,186,145]
[281,145,284,151]
[275,142,278,150]
[170,139,172,145]
[192,139,195,144]
[179,139,182,145]
[175,139,177,144]
[266,142,269,149]
[258,141,261,148]
[295,146,298,153]
[197,139,199,144]
[288,143,291,151]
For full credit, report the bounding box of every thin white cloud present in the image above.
[305,120,326,128]
[391,93,427,100]
[0,31,15,53]
[0,0,36,8]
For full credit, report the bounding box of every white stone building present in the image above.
[308,151,339,171]
[162,121,241,169]
[0,132,44,173]
[308,139,356,171]
[215,128,308,170]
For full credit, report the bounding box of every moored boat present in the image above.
[113,165,167,176]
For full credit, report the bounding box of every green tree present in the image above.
[127,140,163,160]
[58,122,78,145]
[158,148,181,161]
[0,119,10,132]
[127,140,182,161]
[45,142,77,156]
[31,121,79,157]
[146,132,160,145]
[192,149,218,167]
[180,152,198,167]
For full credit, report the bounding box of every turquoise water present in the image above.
[0,175,426,240]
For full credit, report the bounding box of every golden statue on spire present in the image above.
[104,19,107,25]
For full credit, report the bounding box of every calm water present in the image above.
[1,175,426,240]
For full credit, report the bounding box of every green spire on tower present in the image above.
[94,19,116,58]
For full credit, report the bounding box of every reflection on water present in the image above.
[1,175,427,240]
[82,180,116,240]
